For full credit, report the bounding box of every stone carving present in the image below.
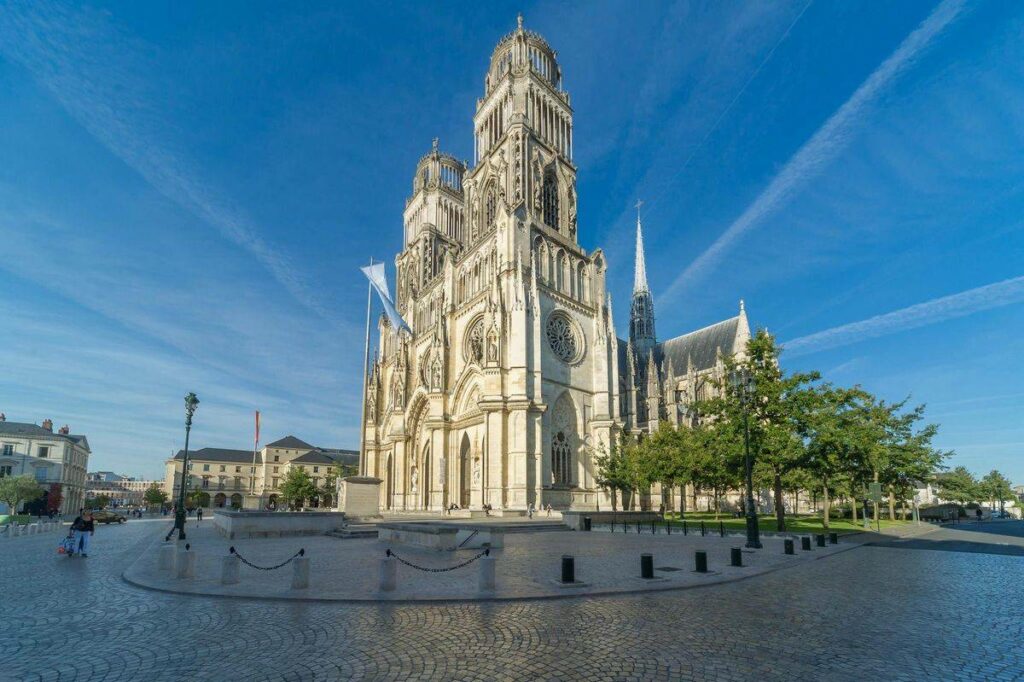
[410,467,419,493]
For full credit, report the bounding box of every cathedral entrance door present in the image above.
[459,433,471,509]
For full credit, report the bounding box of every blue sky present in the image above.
[1,1,1021,482]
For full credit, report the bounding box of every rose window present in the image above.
[546,312,580,364]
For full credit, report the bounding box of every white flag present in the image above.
[361,262,411,334]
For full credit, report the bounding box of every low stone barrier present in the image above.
[213,510,347,540]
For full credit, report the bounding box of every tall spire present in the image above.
[633,200,649,294]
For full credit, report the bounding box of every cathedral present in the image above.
[362,17,751,512]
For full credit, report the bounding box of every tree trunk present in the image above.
[822,483,830,529]
[773,469,785,531]
[901,501,908,521]
[794,490,800,514]
[888,485,896,521]
[852,496,858,524]
[873,471,881,525]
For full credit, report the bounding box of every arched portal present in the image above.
[385,452,394,510]
[229,493,242,509]
[213,493,227,508]
[422,443,432,510]
[460,433,472,508]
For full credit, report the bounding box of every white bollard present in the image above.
[175,547,197,579]
[478,554,496,591]
[221,554,240,585]
[379,555,397,592]
[291,556,310,589]
[158,544,175,571]
[28,524,37,536]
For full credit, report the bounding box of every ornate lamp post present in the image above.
[731,368,762,549]
[173,392,200,541]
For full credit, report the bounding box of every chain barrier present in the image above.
[229,546,305,571]
[385,547,489,573]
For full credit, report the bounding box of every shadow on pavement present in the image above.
[866,538,1024,556]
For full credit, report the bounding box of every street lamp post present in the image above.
[732,368,762,549]
[173,393,200,541]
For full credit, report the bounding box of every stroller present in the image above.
[59,533,78,557]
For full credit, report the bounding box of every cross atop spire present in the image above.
[633,200,649,294]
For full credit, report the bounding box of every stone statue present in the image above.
[411,467,419,493]
[472,458,481,485]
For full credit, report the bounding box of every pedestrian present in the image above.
[545,504,552,517]
[197,507,203,522]
[527,503,534,519]
[70,511,95,558]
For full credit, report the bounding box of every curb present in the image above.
[121,528,867,606]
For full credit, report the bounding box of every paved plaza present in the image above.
[1,518,1023,681]
[122,519,852,601]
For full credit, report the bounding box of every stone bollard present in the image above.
[694,550,708,573]
[784,539,795,555]
[176,544,196,579]
[816,534,826,547]
[158,544,175,571]
[801,536,812,551]
[221,554,240,585]
[640,553,654,579]
[478,551,495,591]
[379,552,397,592]
[291,556,310,589]
[730,547,743,567]
[829,532,839,545]
[28,524,37,536]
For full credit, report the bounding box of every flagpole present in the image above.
[359,258,373,476]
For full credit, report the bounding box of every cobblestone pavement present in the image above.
[1,519,1022,681]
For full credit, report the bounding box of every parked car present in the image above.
[91,510,127,524]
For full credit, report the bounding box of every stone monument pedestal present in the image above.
[337,476,382,518]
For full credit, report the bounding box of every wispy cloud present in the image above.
[783,275,1024,357]
[658,0,967,306]
[0,1,331,318]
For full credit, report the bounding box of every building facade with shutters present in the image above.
[363,17,751,514]
[0,417,90,515]
[163,435,357,510]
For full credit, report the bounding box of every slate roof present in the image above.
[0,421,91,450]
[265,435,315,449]
[173,447,262,464]
[656,315,743,376]
[293,448,359,466]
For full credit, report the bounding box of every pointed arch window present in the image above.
[551,432,572,486]
[485,183,497,230]
[542,167,559,230]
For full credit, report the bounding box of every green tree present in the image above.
[280,468,317,510]
[980,470,1014,514]
[0,475,44,515]
[144,484,169,507]
[697,330,821,529]
[936,466,979,504]
[94,494,111,509]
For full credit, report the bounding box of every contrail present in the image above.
[783,275,1024,357]
[0,1,332,319]
[658,0,967,306]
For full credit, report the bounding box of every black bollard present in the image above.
[666,520,671,535]
[730,547,743,567]
[829,532,838,545]
[719,521,725,537]
[640,553,654,579]
[700,521,706,536]
[683,520,688,536]
[583,516,592,532]
[561,555,575,584]
[636,521,641,534]
[694,550,708,573]
[784,538,794,555]
[801,536,812,551]
[816,534,826,547]
[651,520,655,535]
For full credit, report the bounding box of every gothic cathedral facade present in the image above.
[363,18,751,512]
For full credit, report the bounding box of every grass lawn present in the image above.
[659,511,914,535]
